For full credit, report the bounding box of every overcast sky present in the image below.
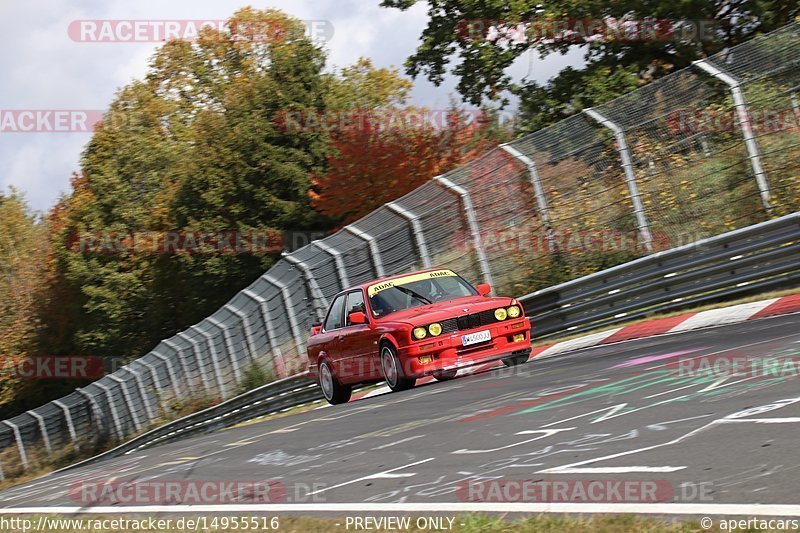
[0,0,584,213]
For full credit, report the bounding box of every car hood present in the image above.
[377,296,515,326]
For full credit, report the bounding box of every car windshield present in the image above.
[368,269,478,318]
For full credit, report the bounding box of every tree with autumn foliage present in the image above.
[310,59,511,223]
[0,191,50,413]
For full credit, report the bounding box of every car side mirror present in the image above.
[349,311,367,325]
[476,283,491,296]
[311,324,322,336]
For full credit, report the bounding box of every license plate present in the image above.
[461,330,491,346]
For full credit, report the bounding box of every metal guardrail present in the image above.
[520,213,800,339]
[53,374,322,473]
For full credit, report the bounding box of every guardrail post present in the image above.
[262,274,305,371]
[26,410,52,456]
[121,366,157,422]
[344,225,386,278]
[52,400,79,449]
[312,240,350,290]
[107,375,143,432]
[76,388,106,437]
[151,350,184,399]
[193,325,230,399]
[91,383,125,440]
[283,254,329,322]
[226,304,258,364]
[692,59,773,213]
[208,317,244,385]
[242,289,287,377]
[2,421,28,469]
[500,144,558,254]
[386,202,433,268]
[433,175,495,288]
[584,108,654,253]
[169,336,211,395]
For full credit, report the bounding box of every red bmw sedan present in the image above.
[306,268,532,405]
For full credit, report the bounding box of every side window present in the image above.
[324,294,346,331]
[345,290,366,326]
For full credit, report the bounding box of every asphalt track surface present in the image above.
[2,312,800,512]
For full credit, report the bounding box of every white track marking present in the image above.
[452,428,573,454]
[539,397,800,474]
[668,299,779,332]
[5,502,800,516]
[371,435,425,450]
[306,458,435,496]
[546,466,686,473]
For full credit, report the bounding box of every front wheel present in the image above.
[380,344,416,392]
[319,360,352,405]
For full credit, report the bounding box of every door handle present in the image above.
[338,335,345,341]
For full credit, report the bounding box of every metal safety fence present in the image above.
[1,22,798,476]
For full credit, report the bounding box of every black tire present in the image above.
[319,360,352,405]
[380,343,416,392]
[502,352,530,367]
[432,369,458,381]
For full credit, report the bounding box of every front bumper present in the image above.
[398,317,532,377]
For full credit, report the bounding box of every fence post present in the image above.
[75,388,106,437]
[107,375,143,432]
[2,421,28,469]
[312,240,350,290]
[121,366,157,422]
[386,202,433,268]
[169,336,211,395]
[262,274,305,371]
[193,324,230,399]
[26,410,52,456]
[433,175,495,288]
[135,359,169,414]
[242,288,287,377]
[500,143,558,254]
[151,350,184,399]
[344,225,386,278]
[91,383,125,440]
[284,254,329,321]
[692,59,773,213]
[208,317,244,385]
[226,304,258,364]
[584,108,654,253]
[160,338,195,392]
[52,400,79,450]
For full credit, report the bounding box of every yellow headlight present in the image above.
[507,305,521,318]
[494,308,508,321]
[413,327,427,340]
[428,323,443,336]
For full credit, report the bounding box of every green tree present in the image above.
[381,0,800,128]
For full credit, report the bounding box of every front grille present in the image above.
[439,318,458,334]
[455,309,502,331]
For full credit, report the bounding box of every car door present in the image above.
[337,289,383,383]
[319,293,347,376]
